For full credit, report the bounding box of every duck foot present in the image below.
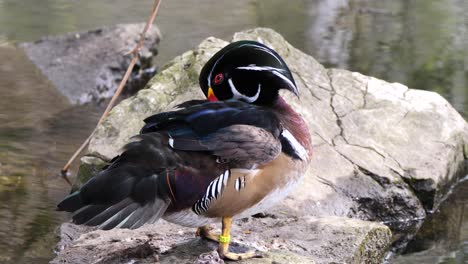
[220,241,262,260]
[196,225,219,242]
[221,249,261,261]
[217,217,262,261]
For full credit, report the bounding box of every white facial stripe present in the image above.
[208,43,281,87]
[271,70,297,92]
[281,129,308,160]
[228,78,261,103]
[207,53,227,87]
[236,65,286,73]
[236,65,296,91]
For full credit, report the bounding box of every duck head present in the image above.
[199,40,298,106]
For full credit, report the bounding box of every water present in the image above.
[391,174,468,263]
[0,43,103,263]
[0,0,466,263]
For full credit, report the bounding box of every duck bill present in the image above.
[207,87,218,102]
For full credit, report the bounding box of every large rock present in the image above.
[85,27,468,219]
[59,28,468,262]
[20,24,160,104]
[52,216,391,264]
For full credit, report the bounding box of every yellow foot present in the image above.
[196,225,219,242]
[221,250,260,261]
[216,217,262,261]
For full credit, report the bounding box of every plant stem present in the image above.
[60,0,162,184]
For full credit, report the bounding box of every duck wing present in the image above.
[142,100,282,168]
[57,100,283,229]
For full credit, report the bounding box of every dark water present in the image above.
[391,174,468,263]
[0,0,466,263]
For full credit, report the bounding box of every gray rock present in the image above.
[52,216,391,264]
[84,27,468,220]
[20,24,160,104]
[61,28,468,262]
[73,156,107,190]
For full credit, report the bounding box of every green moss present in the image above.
[352,225,392,264]
[74,156,107,189]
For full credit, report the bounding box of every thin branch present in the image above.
[60,0,162,183]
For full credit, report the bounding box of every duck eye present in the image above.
[213,73,224,85]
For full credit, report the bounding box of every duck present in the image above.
[57,40,312,260]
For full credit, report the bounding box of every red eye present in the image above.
[214,73,224,85]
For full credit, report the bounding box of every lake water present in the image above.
[0,0,467,263]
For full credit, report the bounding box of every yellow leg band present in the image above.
[219,235,230,243]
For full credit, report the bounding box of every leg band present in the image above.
[219,235,230,243]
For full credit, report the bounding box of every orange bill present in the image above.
[207,87,218,102]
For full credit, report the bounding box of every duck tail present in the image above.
[57,133,173,230]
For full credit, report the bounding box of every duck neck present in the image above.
[272,96,312,158]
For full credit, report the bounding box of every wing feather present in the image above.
[142,100,283,169]
[58,99,284,229]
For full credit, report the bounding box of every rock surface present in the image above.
[84,27,468,220]
[56,28,468,262]
[52,216,391,264]
[20,24,160,104]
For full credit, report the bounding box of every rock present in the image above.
[61,28,468,262]
[20,24,160,104]
[55,223,94,254]
[84,27,468,220]
[73,156,107,190]
[391,174,468,263]
[52,216,391,264]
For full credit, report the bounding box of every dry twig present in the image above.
[60,0,162,184]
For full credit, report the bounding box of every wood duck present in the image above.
[58,41,312,260]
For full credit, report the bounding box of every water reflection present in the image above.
[305,0,468,117]
[0,45,102,263]
[0,0,466,263]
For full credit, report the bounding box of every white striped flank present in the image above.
[222,170,230,186]
[228,78,261,103]
[216,174,223,194]
[281,129,308,161]
[209,180,216,198]
[235,177,241,191]
[234,176,246,192]
[193,170,231,215]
